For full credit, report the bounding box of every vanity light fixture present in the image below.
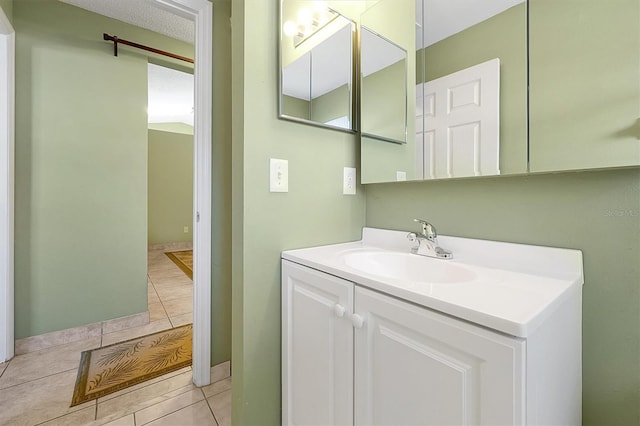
[283,1,339,47]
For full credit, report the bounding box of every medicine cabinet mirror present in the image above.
[279,1,357,132]
[360,26,408,145]
[361,0,529,183]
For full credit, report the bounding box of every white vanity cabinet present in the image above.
[354,285,524,425]
[283,260,525,425]
[282,228,583,425]
[282,260,354,426]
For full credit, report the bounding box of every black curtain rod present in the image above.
[103,33,194,64]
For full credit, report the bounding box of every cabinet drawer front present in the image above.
[282,261,354,425]
[354,286,525,426]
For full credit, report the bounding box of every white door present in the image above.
[421,58,500,179]
[282,261,354,425]
[354,286,525,426]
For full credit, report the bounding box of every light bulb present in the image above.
[297,8,312,26]
[312,1,327,13]
[283,21,297,37]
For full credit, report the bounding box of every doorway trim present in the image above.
[150,0,213,387]
[0,5,15,363]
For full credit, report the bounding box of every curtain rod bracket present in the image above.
[102,33,193,64]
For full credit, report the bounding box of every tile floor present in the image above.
[0,249,230,426]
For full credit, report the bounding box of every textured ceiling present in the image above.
[148,64,194,125]
[59,0,194,43]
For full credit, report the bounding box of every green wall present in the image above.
[529,0,640,172]
[365,169,640,425]
[422,3,528,175]
[0,0,12,23]
[13,0,194,338]
[281,94,309,120]
[311,84,350,125]
[148,122,193,135]
[148,129,193,245]
[231,0,366,423]
[211,0,233,366]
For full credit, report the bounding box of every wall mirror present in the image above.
[360,26,408,144]
[361,0,528,183]
[279,1,357,131]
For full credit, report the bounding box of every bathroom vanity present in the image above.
[282,227,583,425]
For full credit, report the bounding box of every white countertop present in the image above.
[282,227,584,338]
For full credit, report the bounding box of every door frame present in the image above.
[150,0,213,387]
[0,0,214,388]
[0,5,14,364]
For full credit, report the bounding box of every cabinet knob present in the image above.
[352,313,365,329]
[334,303,346,318]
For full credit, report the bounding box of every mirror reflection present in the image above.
[361,0,528,183]
[361,26,407,144]
[280,2,356,131]
[360,0,417,183]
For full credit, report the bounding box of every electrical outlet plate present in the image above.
[396,171,407,181]
[343,167,356,195]
[270,158,289,192]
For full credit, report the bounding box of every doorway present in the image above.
[0,0,213,387]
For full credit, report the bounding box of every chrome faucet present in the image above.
[407,219,453,259]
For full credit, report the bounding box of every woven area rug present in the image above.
[71,324,192,406]
[165,250,193,279]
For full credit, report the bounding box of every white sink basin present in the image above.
[342,251,477,284]
[282,227,584,337]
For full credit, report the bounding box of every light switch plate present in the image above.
[343,167,356,195]
[270,158,288,192]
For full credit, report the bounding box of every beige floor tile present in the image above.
[98,414,135,426]
[0,337,101,390]
[0,361,7,378]
[202,377,231,399]
[162,296,193,317]
[97,367,192,403]
[169,312,193,328]
[96,372,195,421]
[208,389,231,426]
[151,274,193,287]
[0,369,95,426]
[134,388,205,425]
[148,301,169,322]
[148,264,185,277]
[101,319,172,347]
[145,400,216,426]
[153,282,193,302]
[148,289,161,305]
[38,406,96,425]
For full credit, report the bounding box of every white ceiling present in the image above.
[422,0,525,48]
[147,64,194,125]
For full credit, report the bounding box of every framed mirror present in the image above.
[360,0,416,183]
[361,0,528,183]
[360,26,408,144]
[279,1,357,132]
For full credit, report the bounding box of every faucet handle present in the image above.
[413,218,437,241]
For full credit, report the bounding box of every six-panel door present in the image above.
[282,261,354,425]
[354,286,526,426]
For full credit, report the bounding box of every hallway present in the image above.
[0,249,230,425]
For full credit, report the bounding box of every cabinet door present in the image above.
[282,261,354,425]
[354,286,525,426]
[529,0,640,172]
